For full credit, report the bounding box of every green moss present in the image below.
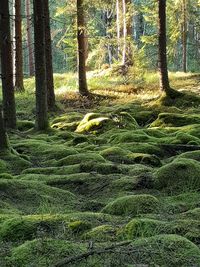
[0,179,76,214]
[100,147,161,166]
[17,120,34,131]
[131,234,200,266]
[175,132,200,145]
[0,160,8,173]
[102,194,159,216]
[154,158,200,191]
[83,225,117,241]
[150,113,200,128]
[22,165,80,175]
[56,153,106,166]
[80,161,121,174]
[125,218,168,239]
[178,150,200,162]
[180,208,200,220]
[7,238,86,267]
[68,220,92,234]
[111,111,139,129]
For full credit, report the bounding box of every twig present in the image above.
[51,241,132,267]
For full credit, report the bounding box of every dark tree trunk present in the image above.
[26,0,35,76]
[14,0,24,92]
[0,105,8,150]
[44,0,55,110]
[0,0,17,129]
[33,0,48,130]
[77,0,89,96]
[158,0,173,96]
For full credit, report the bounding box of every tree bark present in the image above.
[158,0,175,96]
[44,0,56,110]
[0,105,8,150]
[14,0,24,92]
[182,0,187,73]
[77,0,89,96]
[116,0,120,60]
[0,0,17,129]
[33,0,49,130]
[26,0,35,76]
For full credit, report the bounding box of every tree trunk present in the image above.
[116,0,120,60]
[0,0,17,129]
[33,0,49,130]
[157,0,171,94]
[26,0,35,76]
[77,0,89,96]
[182,0,187,73]
[44,0,56,110]
[122,0,133,66]
[0,105,8,150]
[14,0,24,91]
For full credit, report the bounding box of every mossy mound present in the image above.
[154,158,200,191]
[110,111,139,129]
[56,153,106,166]
[83,224,117,241]
[150,112,200,128]
[180,208,200,220]
[17,120,34,131]
[100,147,161,166]
[80,161,121,174]
[68,220,92,234]
[0,152,32,174]
[178,150,200,162]
[0,160,8,174]
[6,238,86,267]
[102,194,159,216]
[109,130,156,144]
[0,179,76,214]
[175,132,200,145]
[131,234,200,267]
[21,165,81,175]
[125,218,168,239]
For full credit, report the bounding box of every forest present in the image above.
[1,0,200,266]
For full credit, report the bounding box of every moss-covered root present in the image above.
[101,194,159,216]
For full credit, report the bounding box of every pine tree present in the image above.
[0,0,17,129]
[33,0,49,130]
[77,0,89,96]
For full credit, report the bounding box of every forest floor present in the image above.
[1,71,200,266]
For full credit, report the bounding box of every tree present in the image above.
[14,0,24,91]
[77,0,89,96]
[44,0,56,110]
[0,106,8,150]
[158,0,177,96]
[182,0,187,72]
[33,0,49,130]
[0,0,17,129]
[26,0,35,76]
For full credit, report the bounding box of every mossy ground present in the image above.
[1,72,200,266]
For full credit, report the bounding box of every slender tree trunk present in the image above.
[122,0,133,66]
[0,105,8,150]
[116,0,120,60]
[33,0,49,130]
[0,0,17,129]
[26,0,35,76]
[182,0,187,73]
[157,0,171,94]
[14,0,24,91]
[43,0,55,110]
[77,0,89,96]
[122,0,127,65]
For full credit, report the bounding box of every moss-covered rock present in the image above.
[125,218,168,239]
[101,194,159,216]
[150,113,200,128]
[131,234,200,267]
[0,179,76,214]
[68,220,92,234]
[83,224,117,241]
[56,153,106,166]
[100,147,161,166]
[17,120,34,131]
[154,158,200,191]
[6,239,86,267]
